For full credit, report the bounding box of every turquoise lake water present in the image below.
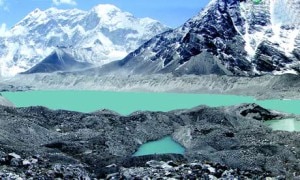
[2,90,300,115]
[2,90,300,156]
[264,118,300,132]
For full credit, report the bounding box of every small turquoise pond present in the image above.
[264,119,300,132]
[133,136,185,156]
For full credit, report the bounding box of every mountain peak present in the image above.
[25,8,45,19]
[107,0,299,76]
[92,4,122,16]
[32,8,42,14]
[0,3,169,77]
[22,49,92,74]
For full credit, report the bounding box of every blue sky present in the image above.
[0,0,210,31]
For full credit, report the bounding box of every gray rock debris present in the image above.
[0,103,299,178]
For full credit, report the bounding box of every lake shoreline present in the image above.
[1,73,300,100]
[2,90,300,116]
[1,74,300,178]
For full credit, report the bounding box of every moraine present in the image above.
[2,90,300,132]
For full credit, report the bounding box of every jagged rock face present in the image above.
[0,104,299,178]
[0,4,169,77]
[111,0,299,76]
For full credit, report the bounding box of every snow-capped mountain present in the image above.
[105,0,300,76]
[0,4,169,77]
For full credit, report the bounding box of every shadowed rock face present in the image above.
[21,49,92,74]
[0,104,299,178]
[89,0,299,76]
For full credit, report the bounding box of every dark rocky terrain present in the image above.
[0,84,32,92]
[0,103,299,178]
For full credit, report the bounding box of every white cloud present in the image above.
[52,0,77,6]
[0,0,9,11]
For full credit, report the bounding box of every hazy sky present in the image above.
[0,0,211,31]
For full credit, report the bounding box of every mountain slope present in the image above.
[103,0,300,76]
[0,95,14,107]
[22,49,91,74]
[0,4,169,77]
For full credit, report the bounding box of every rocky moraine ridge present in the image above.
[0,103,299,178]
[0,95,14,107]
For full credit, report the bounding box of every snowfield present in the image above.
[0,4,169,77]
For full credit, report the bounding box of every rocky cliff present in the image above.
[100,0,300,76]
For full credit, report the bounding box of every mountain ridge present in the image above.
[94,0,300,76]
[22,49,92,74]
[0,4,170,77]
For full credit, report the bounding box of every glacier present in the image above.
[0,4,169,77]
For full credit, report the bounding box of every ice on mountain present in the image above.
[0,4,169,77]
[270,0,300,26]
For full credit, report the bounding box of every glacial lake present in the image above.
[2,90,300,156]
[264,118,300,132]
[2,90,300,115]
[133,136,185,156]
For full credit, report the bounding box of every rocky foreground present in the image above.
[0,103,299,179]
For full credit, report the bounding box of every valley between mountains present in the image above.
[0,0,300,179]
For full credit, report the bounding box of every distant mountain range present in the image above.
[1,0,300,77]
[92,0,300,76]
[0,4,169,76]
